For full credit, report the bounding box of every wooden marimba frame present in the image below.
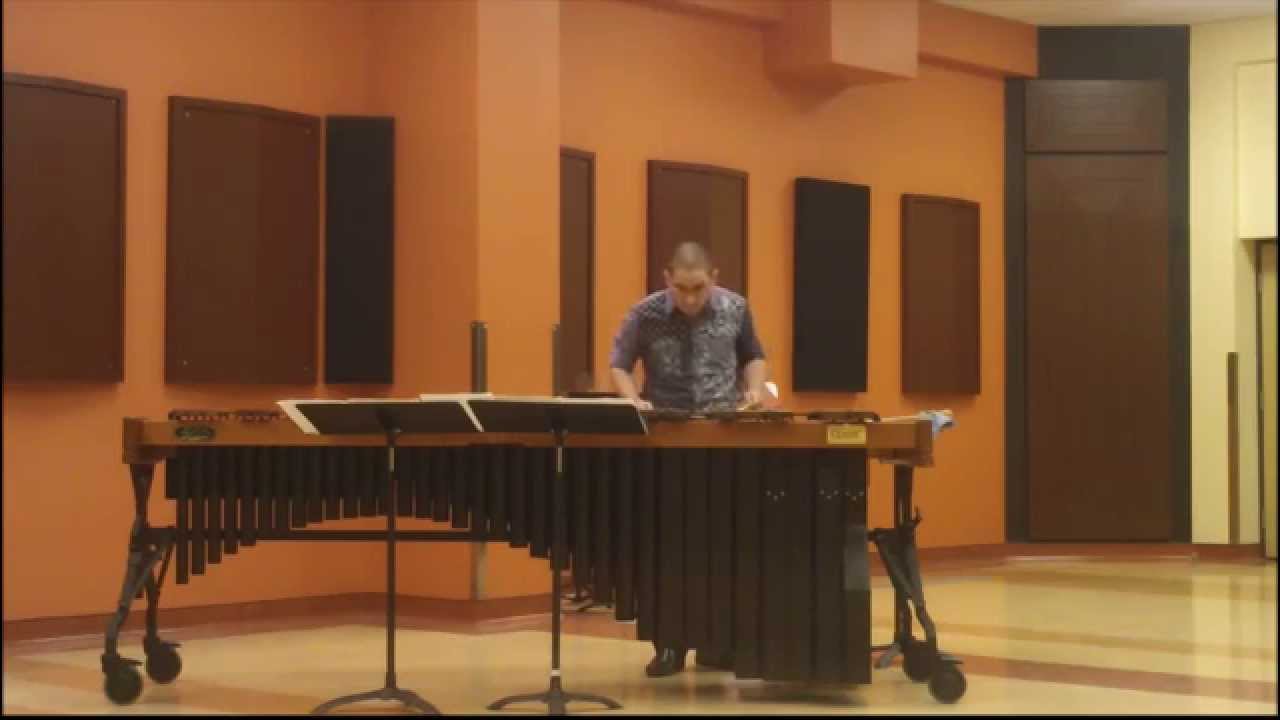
[102,410,965,708]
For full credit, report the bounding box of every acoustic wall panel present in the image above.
[647,161,747,295]
[792,178,869,392]
[900,194,981,394]
[3,74,125,381]
[166,97,319,384]
[325,116,394,384]
[560,148,595,393]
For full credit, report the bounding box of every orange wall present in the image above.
[829,0,919,80]
[474,0,566,598]
[4,0,1017,618]
[562,0,1007,548]
[475,0,561,398]
[365,0,481,600]
[919,0,1038,77]
[1,0,384,622]
[634,0,785,27]
[0,0,480,620]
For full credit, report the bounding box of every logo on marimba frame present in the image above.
[825,423,867,446]
[175,425,216,442]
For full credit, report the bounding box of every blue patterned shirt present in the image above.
[609,287,765,411]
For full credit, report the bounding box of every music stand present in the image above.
[279,398,481,715]
[468,397,647,715]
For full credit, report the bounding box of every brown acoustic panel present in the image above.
[647,161,747,295]
[166,97,319,383]
[560,148,595,393]
[3,74,125,381]
[1026,154,1170,541]
[1026,80,1167,153]
[900,195,980,394]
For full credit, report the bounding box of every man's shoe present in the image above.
[695,649,734,671]
[645,648,687,677]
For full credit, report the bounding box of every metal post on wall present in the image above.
[469,320,487,600]
[551,323,562,397]
[470,321,488,394]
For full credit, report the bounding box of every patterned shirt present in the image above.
[609,287,765,412]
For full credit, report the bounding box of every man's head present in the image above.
[664,242,719,317]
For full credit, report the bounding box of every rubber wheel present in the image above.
[928,663,966,703]
[104,664,143,705]
[902,642,934,682]
[145,644,182,684]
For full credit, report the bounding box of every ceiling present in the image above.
[937,0,1278,26]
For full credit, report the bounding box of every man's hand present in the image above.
[740,359,770,410]
[611,368,651,410]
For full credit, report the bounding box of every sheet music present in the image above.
[417,393,494,433]
[460,394,647,434]
[276,399,343,435]
[279,395,492,435]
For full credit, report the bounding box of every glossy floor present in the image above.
[3,558,1275,715]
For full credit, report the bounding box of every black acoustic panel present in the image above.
[325,116,394,384]
[792,178,869,392]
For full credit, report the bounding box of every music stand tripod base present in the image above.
[284,399,480,716]
[487,675,621,715]
[314,686,440,715]
[469,397,646,715]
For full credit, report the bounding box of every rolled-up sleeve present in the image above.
[736,305,765,367]
[610,309,642,371]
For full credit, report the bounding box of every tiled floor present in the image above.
[3,558,1275,715]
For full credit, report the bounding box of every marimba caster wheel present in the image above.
[902,641,934,682]
[928,663,966,703]
[145,643,182,684]
[104,663,143,705]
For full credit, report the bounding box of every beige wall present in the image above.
[1261,242,1278,559]
[1189,15,1277,543]
[1236,61,1278,240]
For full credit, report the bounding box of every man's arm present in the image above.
[737,306,769,408]
[609,307,653,409]
[610,368,651,410]
[742,358,768,398]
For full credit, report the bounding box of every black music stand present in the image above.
[469,397,647,716]
[281,399,480,715]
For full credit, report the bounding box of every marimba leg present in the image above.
[101,526,177,704]
[869,464,966,704]
[102,462,180,705]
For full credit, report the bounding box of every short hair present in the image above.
[667,242,714,272]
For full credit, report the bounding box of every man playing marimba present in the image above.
[609,241,771,677]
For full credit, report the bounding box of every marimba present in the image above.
[103,409,965,707]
